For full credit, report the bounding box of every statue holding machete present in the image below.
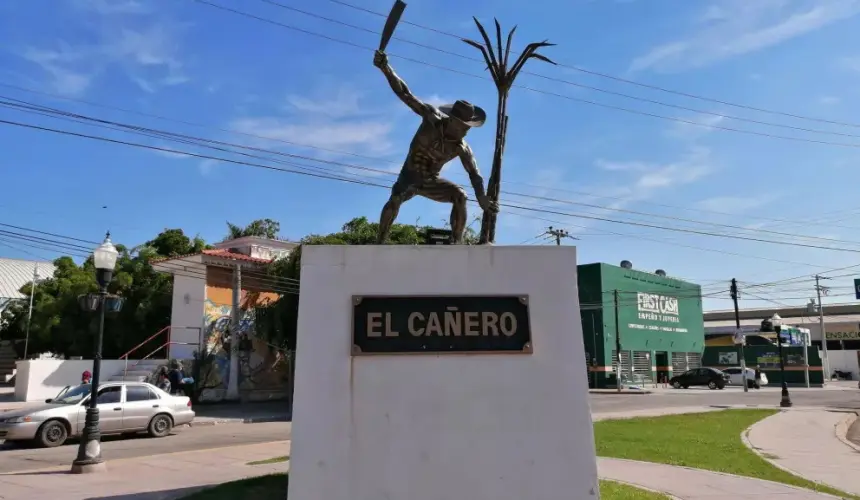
[373,0,498,245]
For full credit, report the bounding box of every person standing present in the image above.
[754,365,762,390]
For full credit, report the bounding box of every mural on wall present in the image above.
[198,287,291,400]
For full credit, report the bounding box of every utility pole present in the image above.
[23,264,39,360]
[614,289,622,393]
[815,274,830,383]
[545,226,578,246]
[226,264,242,401]
[730,279,748,393]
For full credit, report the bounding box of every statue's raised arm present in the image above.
[373,50,435,118]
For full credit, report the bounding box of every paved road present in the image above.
[2,387,857,474]
[589,386,860,414]
[0,422,291,473]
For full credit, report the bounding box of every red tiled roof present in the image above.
[150,249,272,266]
[201,249,271,264]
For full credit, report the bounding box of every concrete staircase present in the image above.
[107,359,168,383]
[0,341,16,385]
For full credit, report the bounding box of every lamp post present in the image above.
[772,314,793,408]
[71,232,118,474]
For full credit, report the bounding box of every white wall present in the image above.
[289,245,599,500]
[168,273,206,360]
[14,359,129,402]
[826,350,860,378]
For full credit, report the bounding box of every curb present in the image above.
[834,412,860,453]
[588,390,652,395]
[188,415,291,427]
[600,477,682,500]
[602,456,844,499]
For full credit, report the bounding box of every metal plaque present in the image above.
[352,295,532,355]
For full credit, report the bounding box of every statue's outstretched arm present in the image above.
[374,50,433,117]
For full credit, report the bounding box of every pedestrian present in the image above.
[754,365,762,390]
[81,370,91,385]
[168,361,185,396]
[156,367,171,393]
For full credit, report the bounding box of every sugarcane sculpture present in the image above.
[463,19,556,244]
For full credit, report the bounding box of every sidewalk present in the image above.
[0,441,292,500]
[1,439,840,500]
[599,458,839,499]
[746,409,860,496]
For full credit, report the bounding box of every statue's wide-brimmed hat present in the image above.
[439,100,486,128]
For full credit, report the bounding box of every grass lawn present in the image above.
[182,473,668,499]
[594,409,858,499]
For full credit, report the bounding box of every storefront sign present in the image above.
[825,330,860,340]
[352,295,532,355]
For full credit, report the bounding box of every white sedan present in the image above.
[721,367,768,388]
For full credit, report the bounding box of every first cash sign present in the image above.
[352,295,532,355]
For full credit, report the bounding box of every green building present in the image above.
[578,262,705,388]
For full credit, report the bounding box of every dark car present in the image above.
[670,367,730,390]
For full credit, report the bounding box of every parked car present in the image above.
[669,367,730,390]
[0,382,195,448]
[721,367,768,388]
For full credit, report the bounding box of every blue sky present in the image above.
[3,0,860,311]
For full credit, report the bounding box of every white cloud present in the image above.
[152,148,192,159]
[198,159,218,176]
[231,118,393,156]
[286,87,364,119]
[597,147,714,193]
[18,8,188,96]
[694,194,778,213]
[21,45,94,96]
[837,56,860,73]
[71,0,148,15]
[631,0,860,72]
[665,113,726,140]
[819,95,841,105]
[423,94,451,108]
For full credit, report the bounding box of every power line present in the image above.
[322,0,860,131]
[7,82,860,234]
[190,1,860,151]
[10,113,860,258]
[265,0,860,142]
[7,90,860,253]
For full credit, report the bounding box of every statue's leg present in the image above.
[377,182,415,244]
[419,179,467,244]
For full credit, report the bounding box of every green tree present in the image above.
[226,219,281,240]
[254,217,477,349]
[0,229,201,359]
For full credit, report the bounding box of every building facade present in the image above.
[152,236,298,402]
[579,263,705,388]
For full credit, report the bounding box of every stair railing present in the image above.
[120,326,171,378]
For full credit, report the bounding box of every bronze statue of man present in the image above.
[373,50,499,244]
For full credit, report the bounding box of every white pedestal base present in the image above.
[288,245,599,500]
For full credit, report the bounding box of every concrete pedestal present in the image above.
[288,245,600,500]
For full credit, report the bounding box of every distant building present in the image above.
[0,258,56,315]
[578,262,705,389]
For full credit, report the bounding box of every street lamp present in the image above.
[772,314,793,408]
[70,232,118,474]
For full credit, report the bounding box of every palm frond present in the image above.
[503,26,517,69]
[472,18,500,69]
[462,38,499,82]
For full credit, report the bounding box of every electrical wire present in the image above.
[6,96,860,256]
[322,0,860,131]
[191,0,860,151]
[264,0,860,142]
